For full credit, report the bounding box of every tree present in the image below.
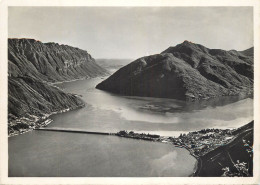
[221,140,253,177]
[222,161,249,177]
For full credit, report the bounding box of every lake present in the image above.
[8,75,253,177]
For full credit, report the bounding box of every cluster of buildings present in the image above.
[169,128,234,157]
[8,113,52,137]
[116,128,235,158]
[8,104,85,137]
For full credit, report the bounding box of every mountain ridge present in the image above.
[8,38,109,82]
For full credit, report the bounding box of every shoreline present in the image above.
[8,74,112,138]
[8,103,85,137]
[114,131,199,175]
[8,77,94,137]
[9,120,253,177]
[48,74,110,86]
[189,158,199,177]
[48,77,88,85]
[113,126,250,177]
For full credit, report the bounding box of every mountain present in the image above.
[8,38,108,135]
[240,47,254,57]
[8,39,109,82]
[8,76,85,135]
[96,41,253,100]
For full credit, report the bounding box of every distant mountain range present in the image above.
[8,38,108,135]
[97,41,253,100]
[95,59,133,74]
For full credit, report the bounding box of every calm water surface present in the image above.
[50,77,253,136]
[9,76,253,177]
[9,131,195,177]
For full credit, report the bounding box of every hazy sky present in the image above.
[9,7,253,59]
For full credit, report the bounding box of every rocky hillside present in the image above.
[8,75,85,135]
[8,38,109,82]
[96,41,253,100]
[8,38,108,135]
[8,76,84,118]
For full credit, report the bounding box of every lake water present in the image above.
[8,76,253,177]
[50,77,253,136]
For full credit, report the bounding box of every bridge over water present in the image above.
[35,127,114,135]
